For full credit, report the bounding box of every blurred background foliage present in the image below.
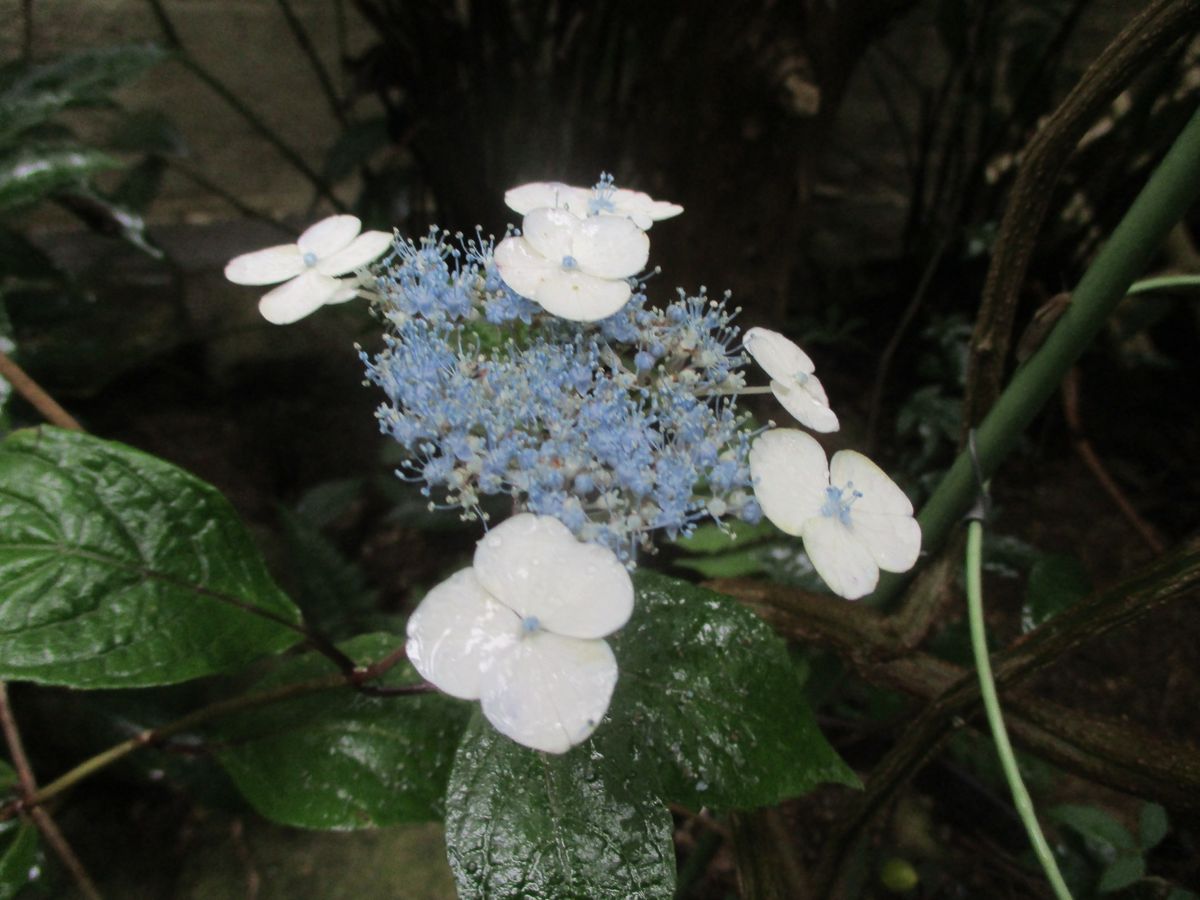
[2,0,1199,897]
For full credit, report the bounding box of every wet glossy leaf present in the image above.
[445,713,675,900]
[0,427,302,687]
[613,572,857,809]
[0,145,118,212]
[216,633,469,830]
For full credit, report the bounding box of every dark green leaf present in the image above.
[55,188,163,259]
[672,518,778,554]
[323,117,391,182]
[0,92,75,145]
[0,822,39,900]
[1138,803,1169,850]
[1097,854,1144,893]
[277,507,378,638]
[294,478,365,528]
[613,572,857,809]
[0,145,118,212]
[673,546,768,579]
[1049,804,1137,853]
[111,157,167,213]
[0,427,302,687]
[444,713,675,900]
[1024,553,1090,629]
[0,228,64,281]
[216,633,469,829]
[105,109,187,157]
[0,45,167,106]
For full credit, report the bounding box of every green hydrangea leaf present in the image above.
[444,713,675,900]
[613,572,858,809]
[216,633,469,830]
[0,427,302,687]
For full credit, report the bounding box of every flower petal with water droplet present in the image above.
[480,631,618,754]
[405,568,521,700]
[473,513,633,639]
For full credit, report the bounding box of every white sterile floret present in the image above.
[505,177,683,230]
[224,215,393,325]
[749,429,920,600]
[743,326,839,433]
[405,513,634,753]
[493,207,649,321]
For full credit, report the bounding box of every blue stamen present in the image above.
[302,251,319,267]
[561,255,578,269]
[521,615,541,633]
[820,481,863,526]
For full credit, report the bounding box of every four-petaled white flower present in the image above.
[405,513,634,753]
[750,429,920,600]
[224,215,393,325]
[743,326,839,433]
[505,178,683,230]
[494,207,650,322]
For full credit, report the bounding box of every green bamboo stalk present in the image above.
[877,104,1200,604]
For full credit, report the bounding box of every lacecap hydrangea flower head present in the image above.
[226,173,920,752]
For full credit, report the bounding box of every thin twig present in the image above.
[1,640,423,821]
[166,159,294,236]
[0,684,103,900]
[0,351,84,431]
[273,0,348,126]
[1061,367,1166,553]
[144,0,346,211]
[865,238,948,454]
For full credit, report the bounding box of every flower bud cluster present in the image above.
[363,225,761,561]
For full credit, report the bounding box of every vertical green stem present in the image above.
[876,104,1200,605]
[966,520,1073,900]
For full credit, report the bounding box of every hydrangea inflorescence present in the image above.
[225,173,922,752]
[362,190,760,561]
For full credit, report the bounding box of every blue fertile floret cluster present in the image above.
[362,229,761,561]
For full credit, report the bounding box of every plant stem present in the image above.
[965,520,1072,900]
[2,645,423,819]
[880,103,1200,604]
[0,684,103,900]
[1127,273,1200,294]
[25,674,342,811]
[0,352,85,431]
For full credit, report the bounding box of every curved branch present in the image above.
[962,0,1200,431]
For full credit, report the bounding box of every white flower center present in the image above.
[820,482,862,526]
